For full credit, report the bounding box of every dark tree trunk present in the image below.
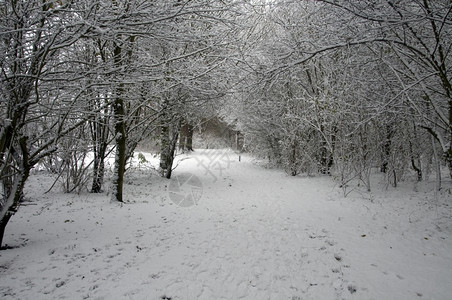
[0,137,30,248]
[381,125,393,173]
[186,124,194,151]
[289,139,298,176]
[165,129,180,179]
[327,127,337,173]
[0,214,12,249]
[409,141,422,182]
[447,146,452,181]
[179,122,189,151]
[110,37,134,202]
[90,119,109,193]
[178,122,193,152]
[91,152,106,193]
[160,118,170,176]
[411,157,422,182]
[236,131,244,152]
[319,145,332,175]
[159,111,181,179]
[0,170,29,248]
[91,156,102,193]
[111,93,127,202]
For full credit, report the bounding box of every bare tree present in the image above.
[317,0,452,179]
[0,0,91,247]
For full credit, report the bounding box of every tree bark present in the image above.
[432,135,442,191]
[110,35,134,202]
[289,139,298,176]
[0,214,12,249]
[236,131,244,152]
[0,137,30,248]
[0,168,30,248]
[91,150,106,193]
[111,93,127,203]
[165,128,180,179]
[179,122,189,151]
[90,100,110,193]
[159,114,170,177]
[186,124,194,151]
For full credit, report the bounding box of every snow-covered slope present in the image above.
[0,149,451,299]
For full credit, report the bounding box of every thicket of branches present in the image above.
[225,0,451,194]
[0,0,243,247]
[1,0,451,247]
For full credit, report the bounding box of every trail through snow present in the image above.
[0,149,451,299]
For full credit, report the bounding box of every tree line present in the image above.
[1,0,451,247]
[224,0,451,194]
[0,0,244,247]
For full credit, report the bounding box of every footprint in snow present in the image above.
[334,253,342,262]
[348,284,357,294]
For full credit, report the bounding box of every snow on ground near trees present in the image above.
[1,149,451,300]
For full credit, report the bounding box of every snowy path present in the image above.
[0,149,451,299]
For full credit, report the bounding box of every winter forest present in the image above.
[1,0,452,299]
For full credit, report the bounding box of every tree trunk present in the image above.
[381,125,393,173]
[186,124,194,151]
[159,116,170,177]
[318,124,332,175]
[319,146,331,175]
[0,170,30,248]
[409,123,422,181]
[110,39,131,203]
[90,104,109,193]
[160,115,181,179]
[91,155,102,193]
[111,95,127,203]
[409,141,422,182]
[328,127,337,173]
[165,128,180,179]
[289,139,298,176]
[178,122,194,152]
[110,79,127,202]
[91,151,106,193]
[179,122,189,151]
[432,135,442,191]
[447,146,452,181]
[0,139,30,248]
[236,131,244,152]
[0,214,12,249]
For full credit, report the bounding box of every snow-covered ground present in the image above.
[1,149,451,300]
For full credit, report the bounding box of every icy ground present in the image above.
[1,149,451,300]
